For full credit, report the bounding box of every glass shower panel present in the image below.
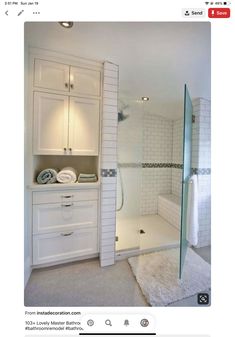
[115,103,142,252]
[179,84,193,278]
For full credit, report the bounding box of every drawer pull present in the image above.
[62,195,74,198]
[60,232,74,236]
[61,203,73,207]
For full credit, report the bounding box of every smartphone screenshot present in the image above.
[0,0,234,336]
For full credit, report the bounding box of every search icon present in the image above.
[105,319,112,326]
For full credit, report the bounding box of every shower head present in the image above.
[118,101,129,122]
[118,111,129,122]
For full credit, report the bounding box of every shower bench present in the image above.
[158,194,181,230]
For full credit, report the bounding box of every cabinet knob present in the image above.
[65,83,68,88]
[63,147,67,151]
[60,232,74,236]
[61,203,73,207]
[70,84,74,89]
[69,148,72,152]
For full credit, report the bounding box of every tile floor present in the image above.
[25,246,210,307]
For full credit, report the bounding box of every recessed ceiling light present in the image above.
[142,96,150,101]
[59,22,74,28]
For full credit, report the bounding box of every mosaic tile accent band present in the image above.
[192,168,211,175]
[101,169,117,177]
[142,163,211,175]
[172,163,183,169]
[142,163,183,169]
[142,162,173,168]
[101,165,211,177]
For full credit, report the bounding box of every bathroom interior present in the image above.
[24,22,211,306]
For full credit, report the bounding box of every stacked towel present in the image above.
[57,167,77,184]
[37,168,58,184]
[78,173,97,183]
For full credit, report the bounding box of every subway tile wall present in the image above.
[117,110,175,216]
[172,119,183,198]
[143,113,173,163]
[141,168,172,215]
[141,113,173,215]
[158,194,181,230]
[116,103,143,219]
[100,62,119,267]
[192,98,211,248]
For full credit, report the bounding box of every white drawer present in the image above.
[33,200,97,234]
[33,227,98,265]
[33,189,98,204]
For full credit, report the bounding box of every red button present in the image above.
[208,8,230,18]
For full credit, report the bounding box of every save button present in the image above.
[208,8,230,18]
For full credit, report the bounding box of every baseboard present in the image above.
[24,256,32,288]
[32,253,99,269]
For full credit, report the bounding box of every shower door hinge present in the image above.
[192,114,196,123]
[115,236,119,242]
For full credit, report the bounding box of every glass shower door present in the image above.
[179,84,193,278]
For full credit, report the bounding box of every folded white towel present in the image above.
[186,175,199,246]
[79,173,97,178]
[57,167,77,184]
[78,173,97,183]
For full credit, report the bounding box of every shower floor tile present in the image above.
[116,214,180,252]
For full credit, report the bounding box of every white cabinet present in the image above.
[33,200,98,234]
[32,189,99,266]
[70,66,101,97]
[29,52,103,267]
[69,97,100,155]
[32,188,99,204]
[33,92,100,155]
[34,59,101,97]
[34,59,70,92]
[33,92,68,155]
[33,228,98,265]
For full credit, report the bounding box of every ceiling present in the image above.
[25,22,211,120]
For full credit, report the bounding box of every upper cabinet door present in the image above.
[34,59,70,92]
[69,97,100,155]
[33,92,69,155]
[70,66,101,97]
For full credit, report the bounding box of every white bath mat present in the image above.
[128,248,211,306]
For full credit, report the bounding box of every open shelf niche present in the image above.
[33,155,99,185]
